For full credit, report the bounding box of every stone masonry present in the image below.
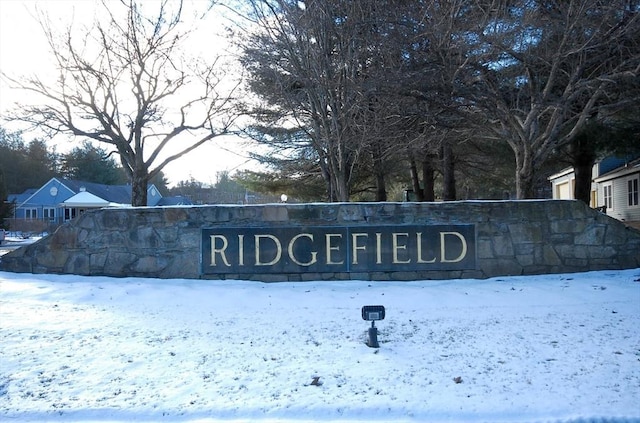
[1,200,639,281]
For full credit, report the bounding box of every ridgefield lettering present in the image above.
[202,225,476,274]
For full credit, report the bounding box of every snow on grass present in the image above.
[1,269,639,423]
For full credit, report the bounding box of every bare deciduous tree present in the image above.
[238,0,639,202]
[4,0,239,206]
[464,0,640,198]
[242,0,406,201]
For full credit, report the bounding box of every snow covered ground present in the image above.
[0,268,639,423]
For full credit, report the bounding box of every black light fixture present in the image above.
[361,305,385,348]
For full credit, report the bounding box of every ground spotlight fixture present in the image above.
[361,305,385,348]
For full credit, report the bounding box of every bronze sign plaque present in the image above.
[201,224,475,274]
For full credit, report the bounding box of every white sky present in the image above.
[0,0,257,187]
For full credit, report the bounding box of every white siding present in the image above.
[607,172,640,222]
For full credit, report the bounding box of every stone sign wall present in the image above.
[1,200,639,281]
[202,224,476,274]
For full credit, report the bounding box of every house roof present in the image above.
[548,167,574,181]
[60,191,114,208]
[7,189,37,204]
[594,157,640,183]
[60,179,133,204]
[7,178,161,209]
[156,196,194,206]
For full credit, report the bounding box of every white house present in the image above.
[548,165,600,207]
[549,156,640,228]
[594,158,640,225]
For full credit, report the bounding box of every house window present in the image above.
[629,177,639,207]
[25,208,37,219]
[64,208,77,221]
[603,184,613,210]
[43,208,56,221]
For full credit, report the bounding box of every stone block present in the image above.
[161,256,199,279]
[568,201,590,219]
[540,245,562,265]
[65,254,90,275]
[254,274,286,282]
[370,272,390,280]
[480,258,523,277]
[508,223,543,243]
[575,225,606,245]
[289,206,321,221]
[604,228,627,245]
[514,243,534,256]
[391,271,420,281]
[163,208,190,224]
[477,239,494,259]
[319,207,339,222]
[587,245,617,259]
[90,253,108,269]
[36,249,69,269]
[155,227,179,244]
[177,233,200,249]
[348,272,370,281]
[201,207,232,223]
[565,258,588,267]
[521,265,551,275]
[551,220,586,234]
[549,233,573,244]
[50,226,78,249]
[261,206,289,222]
[555,244,585,259]
[128,227,160,249]
[460,269,485,279]
[492,234,514,256]
[104,252,137,275]
[301,273,324,281]
[338,205,365,222]
[76,213,97,230]
[131,255,168,274]
[516,254,534,267]
[100,210,131,230]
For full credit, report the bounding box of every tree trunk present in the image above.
[409,158,424,201]
[372,152,387,201]
[571,138,597,205]
[515,148,535,199]
[333,169,350,202]
[131,169,149,207]
[375,172,387,201]
[334,155,352,202]
[573,159,595,205]
[421,158,435,202]
[441,142,456,201]
[319,158,335,202]
[337,182,350,202]
[515,168,535,199]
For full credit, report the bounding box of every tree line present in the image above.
[235,0,640,202]
[0,127,144,227]
[0,127,150,195]
[2,0,639,205]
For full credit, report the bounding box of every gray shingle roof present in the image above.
[60,179,133,204]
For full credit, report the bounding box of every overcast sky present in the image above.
[0,0,255,187]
